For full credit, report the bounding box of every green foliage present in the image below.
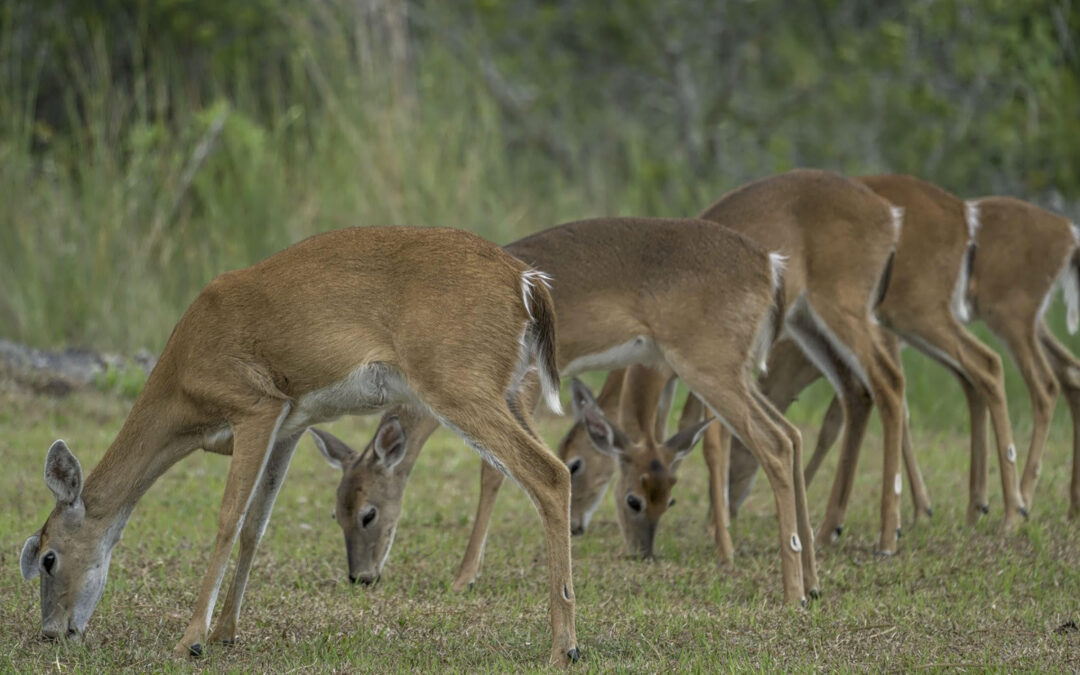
[92,363,147,399]
[0,0,1078,432]
[3,389,1080,670]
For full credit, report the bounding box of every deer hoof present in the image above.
[1019,506,1030,520]
[808,588,821,600]
[188,643,203,657]
[895,527,902,540]
[925,507,934,518]
[979,504,990,515]
[567,647,580,663]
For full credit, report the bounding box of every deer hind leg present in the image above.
[701,423,734,564]
[790,295,907,553]
[209,429,304,645]
[783,298,875,547]
[668,353,805,605]
[996,322,1059,513]
[906,320,1024,528]
[729,339,823,516]
[1037,326,1080,517]
[174,400,292,657]
[751,387,819,598]
[433,401,577,666]
[882,334,934,521]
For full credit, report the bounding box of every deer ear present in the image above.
[20,534,40,580]
[308,428,358,471]
[664,418,715,469]
[570,378,626,456]
[569,377,598,420]
[373,416,407,471]
[44,440,82,506]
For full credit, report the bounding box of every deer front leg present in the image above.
[701,423,734,565]
[804,395,843,486]
[208,430,303,645]
[174,401,291,658]
[451,459,506,591]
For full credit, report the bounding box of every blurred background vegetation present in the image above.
[1,0,1079,429]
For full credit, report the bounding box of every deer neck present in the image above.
[617,365,670,442]
[80,383,199,542]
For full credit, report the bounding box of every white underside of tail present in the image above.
[519,269,563,415]
[520,269,553,320]
[751,252,787,373]
[890,206,905,236]
[951,200,981,324]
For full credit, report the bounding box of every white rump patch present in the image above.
[948,200,981,324]
[894,473,902,496]
[1007,444,1016,463]
[790,533,803,553]
[1057,224,1080,335]
[751,252,787,374]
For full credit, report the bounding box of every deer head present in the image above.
[569,378,712,559]
[557,418,617,536]
[21,440,114,642]
[310,418,407,586]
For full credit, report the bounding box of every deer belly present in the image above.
[562,335,664,376]
[280,362,417,436]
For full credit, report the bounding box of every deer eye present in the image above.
[567,458,583,476]
[626,494,643,512]
[42,551,57,575]
[361,507,377,528]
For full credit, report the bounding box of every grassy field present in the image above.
[3,379,1080,672]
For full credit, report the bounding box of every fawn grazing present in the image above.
[19,227,580,666]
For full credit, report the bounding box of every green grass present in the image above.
[3,384,1080,672]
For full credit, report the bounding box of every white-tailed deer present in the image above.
[555,171,917,557]
[314,212,820,604]
[795,195,1080,520]
[18,227,581,666]
[722,176,1036,536]
[315,169,902,599]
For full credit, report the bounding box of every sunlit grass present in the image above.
[3,385,1079,671]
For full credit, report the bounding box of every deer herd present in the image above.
[18,170,1080,666]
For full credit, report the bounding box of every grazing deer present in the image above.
[315,169,903,600]
[724,176,1039,535]
[17,227,581,666]
[314,213,821,604]
[793,196,1080,520]
[552,171,914,556]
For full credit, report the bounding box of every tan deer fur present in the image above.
[18,227,580,667]
[314,211,819,604]
[792,195,1080,522]
[726,179,1041,535]
[553,171,915,555]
